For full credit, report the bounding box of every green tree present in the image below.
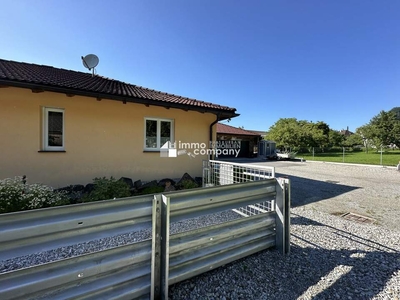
[390,107,400,120]
[356,125,374,153]
[343,133,364,148]
[298,120,314,149]
[357,110,400,152]
[267,119,331,151]
[328,130,345,147]
[266,118,304,150]
[308,121,330,151]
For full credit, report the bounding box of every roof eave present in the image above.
[0,79,238,119]
[217,132,260,137]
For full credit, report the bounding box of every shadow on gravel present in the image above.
[285,214,400,299]
[268,245,400,300]
[275,173,361,207]
[169,214,399,300]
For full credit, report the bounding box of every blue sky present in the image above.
[1,1,399,132]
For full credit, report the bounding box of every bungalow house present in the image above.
[0,59,238,187]
[216,123,261,158]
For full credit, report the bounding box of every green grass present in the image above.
[298,150,400,166]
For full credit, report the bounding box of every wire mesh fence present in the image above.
[231,201,275,217]
[298,147,400,166]
[202,160,275,187]
[202,160,276,216]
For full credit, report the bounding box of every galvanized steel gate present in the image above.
[0,164,289,300]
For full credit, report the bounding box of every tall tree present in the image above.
[266,118,303,149]
[370,110,400,147]
[343,133,364,148]
[356,125,374,153]
[390,107,400,120]
[267,118,330,150]
[329,130,345,147]
[310,121,330,150]
[356,110,400,151]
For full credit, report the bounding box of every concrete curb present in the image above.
[301,159,398,170]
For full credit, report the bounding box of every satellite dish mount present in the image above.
[81,54,99,77]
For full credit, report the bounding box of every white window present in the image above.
[144,118,174,150]
[42,107,65,151]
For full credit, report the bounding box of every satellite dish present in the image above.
[81,54,99,76]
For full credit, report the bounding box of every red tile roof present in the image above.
[217,123,261,136]
[0,59,238,119]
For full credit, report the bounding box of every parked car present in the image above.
[267,150,297,160]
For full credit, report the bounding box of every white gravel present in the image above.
[169,207,400,300]
[1,161,399,299]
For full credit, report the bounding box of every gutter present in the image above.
[209,116,220,160]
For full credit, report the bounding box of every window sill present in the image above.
[38,150,66,153]
[143,150,160,153]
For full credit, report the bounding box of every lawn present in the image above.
[297,149,400,167]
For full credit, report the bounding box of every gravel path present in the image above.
[1,161,399,299]
[169,206,400,300]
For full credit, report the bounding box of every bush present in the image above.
[179,179,198,189]
[140,186,164,195]
[331,147,342,152]
[0,176,69,214]
[351,147,363,152]
[82,177,131,202]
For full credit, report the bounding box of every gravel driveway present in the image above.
[169,160,400,299]
[258,160,400,231]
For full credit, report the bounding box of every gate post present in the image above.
[151,194,170,299]
[275,178,290,254]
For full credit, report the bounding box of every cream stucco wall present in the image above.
[0,87,217,187]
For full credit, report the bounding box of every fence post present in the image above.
[151,194,170,300]
[275,178,290,254]
[343,147,345,163]
[283,178,291,254]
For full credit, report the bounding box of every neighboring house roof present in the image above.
[0,59,238,120]
[248,129,268,136]
[339,126,353,136]
[216,123,261,136]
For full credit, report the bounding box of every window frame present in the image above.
[144,117,174,151]
[42,107,65,151]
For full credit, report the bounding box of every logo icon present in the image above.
[160,141,177,158]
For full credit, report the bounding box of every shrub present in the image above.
[0,176,69,214]
[82,177,131,202]
[351,147,363,152]
[179,179,198,189]
[140,186,164,195]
